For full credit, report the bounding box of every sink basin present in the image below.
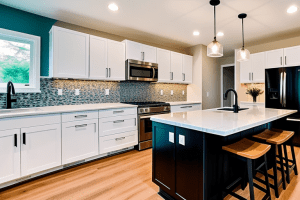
[217,108,249,111]
[0,108,42,114]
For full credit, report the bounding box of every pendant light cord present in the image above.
[242,18,244,49]
[214,5,216,41]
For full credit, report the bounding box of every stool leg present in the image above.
[263,154,271,198]
[247,159,255,200]
[283,145,290,184]
[291,143,298,175]
[278,145,286,190]
[273,145,279,198]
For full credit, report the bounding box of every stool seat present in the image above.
[222,138,271,160]
[252,129,294,145]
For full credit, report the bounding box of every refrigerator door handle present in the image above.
[283,71,287,107]
[280,72,283,106]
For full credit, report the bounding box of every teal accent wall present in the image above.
[0,4,57,76]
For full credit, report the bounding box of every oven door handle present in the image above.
[140,116,152,119]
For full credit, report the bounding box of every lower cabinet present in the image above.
[0,129,20,184]
[152,122,203,200]
[62,119,98,164]
[21,124,61,176]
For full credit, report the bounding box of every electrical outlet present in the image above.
[75,89,80,95]
[179,135,185,146]
[160,90,163,96]
[171,90,173,96]
[207,92,209,97]
[169,132,174,143]
[58,89,63,95]
[105,89,109,95]
[182,90,185,95]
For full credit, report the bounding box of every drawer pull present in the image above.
[75,115,88,118]
[113,120,125,123]
[75,124,88,128]
[14,134,17,147]
[113,110,124,114]
[23,133,26,145]
[115,137,125,141]
[180,106,193,109]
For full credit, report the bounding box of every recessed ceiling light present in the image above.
[217,32,224,36]
[193,31,200,36]
[287,5,297,13]
[108,3,119,11]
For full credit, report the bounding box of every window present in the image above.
[0,28,40,93]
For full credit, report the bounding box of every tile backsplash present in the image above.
[0,78,187,108]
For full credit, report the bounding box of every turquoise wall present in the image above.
[0,4,57,76]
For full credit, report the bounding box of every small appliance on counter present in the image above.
[125,59,158,82]
[121,101,170,150]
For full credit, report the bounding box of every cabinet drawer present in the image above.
[99,108,137,118]
[99,115,137,137]
[171,104,201,113]
[62,111,98,122]
[99,130,138,154]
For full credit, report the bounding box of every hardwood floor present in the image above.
[0,147,300,200]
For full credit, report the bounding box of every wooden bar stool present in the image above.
[221,138,271,200]
[252,129,297,198]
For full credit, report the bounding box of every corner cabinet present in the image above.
[123,40,157,63]
[49,26,90,79]
[240,52,265,83]
[152,122,203,200]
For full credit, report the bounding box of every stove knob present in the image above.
[140,109,144,113]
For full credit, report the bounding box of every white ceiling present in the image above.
[1,0,300,56]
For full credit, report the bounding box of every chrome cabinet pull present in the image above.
[115,137,125,141]
[170,72,172,80]
[180,106,192,109]
[113,120,125,123]
[252,72,253,81]
[285,56,287,65]
[113,110,124,114]
[249,73,251,81]
[106,68,108,78]
[75,115,87,118]
[109,68,111,77]
[281,57,282,65]
[75,124,88,128]
[184,73,186,81]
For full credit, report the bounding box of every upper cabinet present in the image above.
[49,26,90,79]
[171,52,183,82]
[266,46,300,69]
[157,48,171,82]
[284,46,300,67]
[107,40,126,81]
[123,40,157,63]
[182,55,193,84]
[265,49,284,69]
[240,52,265,83]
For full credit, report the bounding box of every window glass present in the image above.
[0,39,30,84]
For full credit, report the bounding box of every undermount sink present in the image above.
[0,108,42,114]
[217,108,249,111]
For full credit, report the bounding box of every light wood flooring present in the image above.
[0,147,300,200]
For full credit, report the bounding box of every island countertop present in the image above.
[150,106,297,136]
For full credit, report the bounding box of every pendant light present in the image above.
[237,13,250,62]
[207,0,223,57]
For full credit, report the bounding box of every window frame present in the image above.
[0,28,40,93]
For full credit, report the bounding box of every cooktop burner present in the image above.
[121,101,170,108]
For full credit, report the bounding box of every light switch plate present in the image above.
[171,90,173,96]
[75,89,80,95]
[160,90,163,96]
[169,132,174,143]
[182,90,185,95]
[105,89,109,95]
[207,92,209,97]
[179,135,185,146]
[58,89,63,95]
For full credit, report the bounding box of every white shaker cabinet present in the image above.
[142,44,157,63]
[240,52,265,83]
[157,48,171,82]
[182,55,193,83]
[265,49,284,69]
[124,40,157,63]
[284,46,300,67]
[49,26,90,79]
[240,58,252,83]
[89,35,107,80]
[171,52,183,82]
[107,40,125,80]
[0,129,20,184]
[21,124,61,176]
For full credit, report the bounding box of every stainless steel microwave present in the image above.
[125,59,158,82]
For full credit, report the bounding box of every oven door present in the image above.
[128,64,158,81]
[139,115,153,142]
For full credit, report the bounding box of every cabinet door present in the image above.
[0,129,20,184]
[108,40,125,81]
[21,124,61,176]
[62,119,98,165]
[125,40,142,61]
[89,35,108,80]
[182,55,193,83]
[251,52,265,83]
[240,58,252,83]
[171,52,183,83]
[284,46,300,67]
[265,49,284,69]
[142,44,157,63]
[157,48,171,82]
[152,122,175,192]
[52,26,89,79]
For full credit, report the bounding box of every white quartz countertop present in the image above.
[0,103,137,119]
[151,106,297,137]
[167,101,202,106]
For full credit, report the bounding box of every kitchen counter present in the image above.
[167,101,201,106]
[151,106,297,136]
[0,103,137,119]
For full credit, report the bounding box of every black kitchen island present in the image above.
[151,106,297,200]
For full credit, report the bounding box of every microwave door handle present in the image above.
[152,67,156,79]
[280,72,283,106]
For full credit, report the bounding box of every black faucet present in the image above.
[224,88,239,113]
[6,81,17,109]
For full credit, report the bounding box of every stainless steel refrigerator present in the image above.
[265,66,300,146]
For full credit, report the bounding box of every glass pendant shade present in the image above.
[207,40,223,57]
[237,48,250,62]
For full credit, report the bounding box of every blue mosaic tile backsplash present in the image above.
[0,78,187,108]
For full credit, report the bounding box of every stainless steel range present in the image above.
[121,102,170,150]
